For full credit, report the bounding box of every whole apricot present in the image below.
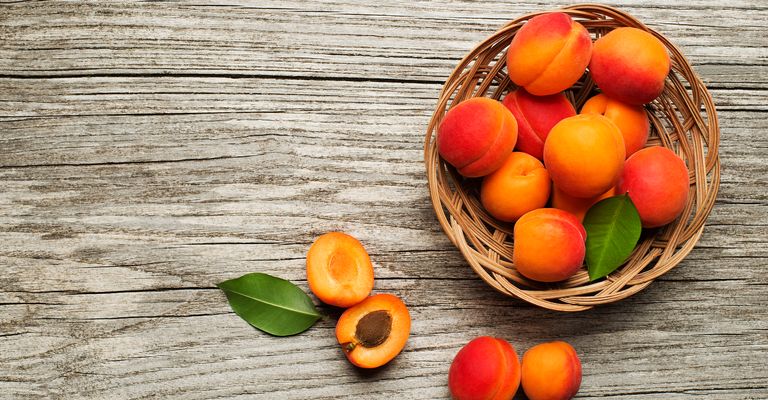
[513,208,586,282]
[589,27,670,105]
[306,232,374,308]
[480,152,551,222]
[543,114,625,199]
[502,88,576,160]
[521,341,582,400]
[551,184,616,222]
[618,146,689,228]
[438,97,518,177]
[336,294,411,369]
[448,336,521,400]
[581,93,650,157]
[507,12,592,96]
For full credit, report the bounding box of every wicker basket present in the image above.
[424,4,720,311]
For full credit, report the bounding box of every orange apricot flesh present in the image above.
[335,294,411,369]
[306,232,374,308]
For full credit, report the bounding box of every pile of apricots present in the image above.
[450,337,581,400]
[306,232,411,369]
[438,12,690,284]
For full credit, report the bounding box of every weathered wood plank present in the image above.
[0,1,766,88]
[1,0,767,399]
[1,278,767,399]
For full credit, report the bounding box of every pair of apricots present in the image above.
[438,12,690,283]
[306,232,410,369]
[449,337,581,400]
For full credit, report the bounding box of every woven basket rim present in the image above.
[424,3,721,312]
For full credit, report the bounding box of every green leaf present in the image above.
[217,272,322,336]
[583,194,642,281]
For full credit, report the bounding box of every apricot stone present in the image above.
[507,12,592,96]
[336,294,411,369]
[513,208,586,282]
[480,152,551,222]
[581,93,650,157]
[306,232,374,308]
[618,146,689,228]
[448,336,521,400]
[438,97,518,177]
[589,27,670,105]
[521,341,582,400]
[543,114,625,199]
[502,88,576,160]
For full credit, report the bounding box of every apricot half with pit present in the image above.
[335,293,411,368]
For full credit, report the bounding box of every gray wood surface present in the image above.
[1,1,766,399]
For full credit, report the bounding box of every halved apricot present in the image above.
[306,232,374,308]
[335,293,411,368]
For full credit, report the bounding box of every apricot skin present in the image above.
[448,336,521,400]
[513,208,586,282]
[581,93,650,157]
[551,185,616,223]
[306,232,374,308]
[507,12,592,96]
[618,147,689,228]
[502,88,576,160]
[335,294,411,369]
[480,152,551,222]
[543,114,625,199]
[521,341,582,400]
[438,97,518,177]
[589,27,670,105]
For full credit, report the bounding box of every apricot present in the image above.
[480,152,551,222]
[543,114,625,199]
[502,88,576,160]
[306,232,374,308]
[521,341,582,400]
[448,336,521,400]
[589,27,671,105]
[581,93,650,157]
[551,184,616,222]
[618,146,689,228]
[507,12,592,96]
[336,294,411,369]
[513,208,586,282]
[438,97,518,177]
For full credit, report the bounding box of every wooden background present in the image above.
[1,1,766,399]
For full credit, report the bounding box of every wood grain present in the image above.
[1,1,767,399]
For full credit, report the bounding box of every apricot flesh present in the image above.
[336,294,411,369]
[502,88,576,160]
[306,232,374,308]
[481,152,551,222]
[449,336,521,400]
[438,97,518,177]
[513,208,586,282]
[521,341,582,400]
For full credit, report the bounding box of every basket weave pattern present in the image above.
[424,4,720,311]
